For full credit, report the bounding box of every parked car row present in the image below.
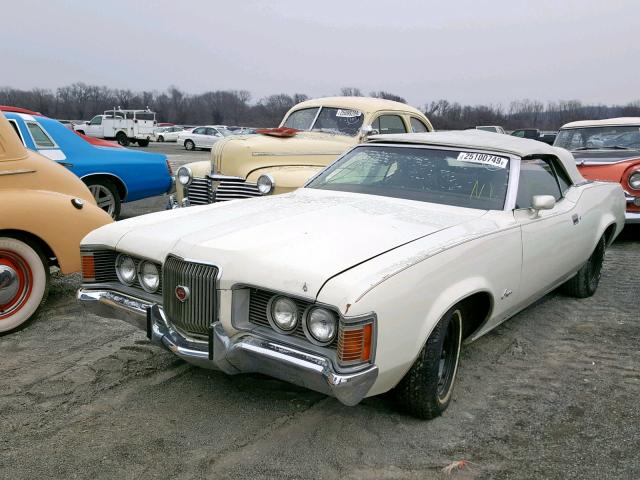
[2,106,173,219]
[0,94,635,420]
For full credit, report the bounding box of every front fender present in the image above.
[175,160,211,202]
[0,189,113,273]
[246,165,325,195]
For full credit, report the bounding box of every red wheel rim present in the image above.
[0,250,33,320]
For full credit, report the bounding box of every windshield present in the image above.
[282,106,364,136]
[307,145,510,210]
[555,126,640,150]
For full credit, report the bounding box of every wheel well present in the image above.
[76,130,85,135]
[82,174,127,201]
[0,229,57,267]
[456,292,493,340]
[603,223,617,247]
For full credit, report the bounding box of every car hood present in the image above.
[87,189,487,299]
[214,131,355,178]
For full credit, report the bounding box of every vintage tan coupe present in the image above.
[172,96,433,206]
[0,113,112,333]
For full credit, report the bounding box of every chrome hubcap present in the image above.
[89,185,116,217]
[0,265,19,305]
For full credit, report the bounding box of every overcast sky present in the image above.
[2,0,639,107]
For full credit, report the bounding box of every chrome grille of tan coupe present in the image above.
[163,256,218,336]
[187,177,214,205]
[215,178,261,201]
[187,177,261,205]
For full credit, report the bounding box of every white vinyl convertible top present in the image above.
[560,117,640,129]
[368,130,585,184]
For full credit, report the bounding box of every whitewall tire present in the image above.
[0,237,50,333]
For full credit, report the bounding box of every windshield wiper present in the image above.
[574,145,634,151]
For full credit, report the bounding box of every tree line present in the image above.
[1,82,639,131]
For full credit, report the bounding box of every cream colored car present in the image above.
[172,96,433,206]
[78,131,624,418]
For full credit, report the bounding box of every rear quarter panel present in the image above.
[37,118,172,202]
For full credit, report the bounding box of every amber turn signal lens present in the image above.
[81,254,95,281]
[338,322,374,365]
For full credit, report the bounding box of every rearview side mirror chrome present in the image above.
[530,195,555,217]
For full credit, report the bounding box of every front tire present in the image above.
[85,178,121,220]
[561,235,606,298]
[184,139,195,151]
[0,237,50,334]
[157,135,164,142]
[393,307,463,419]
[116,131,130,146]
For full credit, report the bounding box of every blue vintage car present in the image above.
[3,108,173,219]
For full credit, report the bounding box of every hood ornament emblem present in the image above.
[302,282,308,292]
[175,285,190,302]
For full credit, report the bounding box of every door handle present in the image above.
[57,162,74,168]
[571,213,580,225]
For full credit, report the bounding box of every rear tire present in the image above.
[184,139,195,151]
[85,178,121,220]
[116,131,129,147]
[137,139,149,147]
[561,235,606,298]
[0,237,50,334]
[393,306,463,419]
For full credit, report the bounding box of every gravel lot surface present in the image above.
[1,144,638,479]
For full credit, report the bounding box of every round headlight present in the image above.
[269,296,298,332]
[138,261,160,293]
[116,254,136,285]
[629,171,640,190]
[257,174,275,195]
[177,166,192,186]
[305,307,337,345]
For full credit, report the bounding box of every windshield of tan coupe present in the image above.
[307,146,510,210]
[555,126,640,150]
[282,107,364,136]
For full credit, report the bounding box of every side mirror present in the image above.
[530,195,555,216]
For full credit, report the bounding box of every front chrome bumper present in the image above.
[625,194,640,223]
[77,288,378,406]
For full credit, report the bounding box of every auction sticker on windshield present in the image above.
[457,152,508,169]
[336,109,362,118]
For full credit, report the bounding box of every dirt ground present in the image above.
[1,148,638,479]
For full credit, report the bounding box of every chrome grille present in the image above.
[85,249,162,294]
[215,178,261,201]
[248,288,338,350]
[187,177,213,206]
[163,256,218,336]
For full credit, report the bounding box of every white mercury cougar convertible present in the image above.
[78,131,625,419]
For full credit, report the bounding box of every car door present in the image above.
[203,128,220,148]
[190,127,205,147]
[513,158,585,301]
[86,116,103,137]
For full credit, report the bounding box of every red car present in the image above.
[555,117,640,223]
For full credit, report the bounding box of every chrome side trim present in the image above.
[0,169,36,176]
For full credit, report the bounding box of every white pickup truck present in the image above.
[74,109,157,147]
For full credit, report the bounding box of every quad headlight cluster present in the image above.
[115,254,160,293]
[267,295,338,345]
